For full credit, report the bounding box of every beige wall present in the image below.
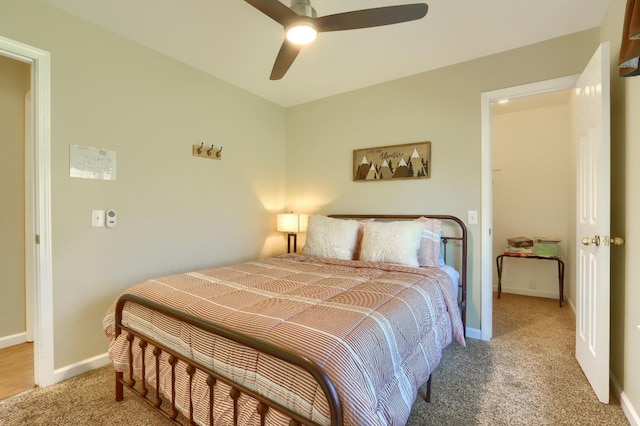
[285,29,600,331]
[0,0,287,368]
[602,0,640,417]
[0,55,30,338]
[492,100,573,300]
[2,0,638,419]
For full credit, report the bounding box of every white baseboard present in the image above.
[0,332,27,350]
[611,371,640,426]
[493,286,561,301]
[465,327,482,340]
[52,352,110,384]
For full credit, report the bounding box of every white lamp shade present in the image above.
[277,213,308,233]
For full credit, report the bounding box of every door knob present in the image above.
[608,236,625,246]
[581,235,601,246]
[581,235,625,246]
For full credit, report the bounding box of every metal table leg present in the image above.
[496,255,504,299]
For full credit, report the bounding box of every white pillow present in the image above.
[359,221,423,267]
[302,216,360,260]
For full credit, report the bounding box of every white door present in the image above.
[575,42,611,404]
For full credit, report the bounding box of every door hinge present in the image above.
[35,234,40,245]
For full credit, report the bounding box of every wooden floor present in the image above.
[0,343,35,400]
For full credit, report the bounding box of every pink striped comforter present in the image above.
[103,254,465,425]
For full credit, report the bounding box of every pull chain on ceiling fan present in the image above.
[245,0,429,80]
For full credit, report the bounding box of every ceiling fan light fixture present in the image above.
[286,21,317,45]
[246,0,429,79]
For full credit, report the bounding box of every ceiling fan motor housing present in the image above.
[290,0,317,18]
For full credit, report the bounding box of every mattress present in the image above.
[440,264,460,299]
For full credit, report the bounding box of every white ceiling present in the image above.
[41,0,611,107]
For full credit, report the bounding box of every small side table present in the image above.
[496,254,565,307]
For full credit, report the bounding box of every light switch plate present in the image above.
[468,210,478,225]
[92,210,105,227]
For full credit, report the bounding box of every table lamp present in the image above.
[277,213,308,253]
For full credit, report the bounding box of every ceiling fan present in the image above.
[245,0,429,80]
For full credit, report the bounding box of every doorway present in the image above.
[480,75,580,341]
[481,43,612,403]
[0,54,33,398]
[0,35,54,388]
[491,89,575,302]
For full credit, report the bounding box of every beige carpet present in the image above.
[407,293,628,425]
[0,293,629,425]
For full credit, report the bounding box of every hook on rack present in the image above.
[192,143,222,160]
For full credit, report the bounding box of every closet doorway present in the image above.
[491,89,575,304]
[482,44,612,403]
[479,75,579,341]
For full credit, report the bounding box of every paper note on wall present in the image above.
[69,145,117,180]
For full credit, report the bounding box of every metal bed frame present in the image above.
[112,214,467,425]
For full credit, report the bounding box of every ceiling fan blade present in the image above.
[245,0,299,27]
[315,3,428,32]
[270,40,303,80]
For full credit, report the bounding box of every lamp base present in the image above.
[287,233,297,253]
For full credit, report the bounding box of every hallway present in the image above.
[0,343,35,400]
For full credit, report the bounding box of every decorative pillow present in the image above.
[359,221,423,267]
[302,216,360,260]
[415,217,442,268]
[353,219,375,260]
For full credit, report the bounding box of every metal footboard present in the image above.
[114,293,343,426]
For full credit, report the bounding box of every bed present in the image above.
[103,214,467,425]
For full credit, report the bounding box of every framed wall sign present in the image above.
[353,141,430,181]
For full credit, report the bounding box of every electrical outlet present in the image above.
[91,210,105,227]
[529,280,537,289]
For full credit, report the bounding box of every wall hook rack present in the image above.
[192,143,222,160]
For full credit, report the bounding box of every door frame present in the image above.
[0,35,54,387]
[480,75,579,340]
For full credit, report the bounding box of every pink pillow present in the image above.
[415,217,441,267]
[353,219,374,260]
